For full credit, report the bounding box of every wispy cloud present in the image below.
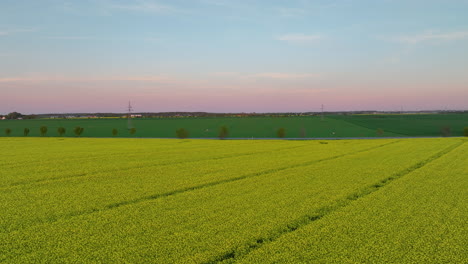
[46,36,93,40]
[0,28,36,37]
[210,72,322,80]
[388,30,468,44]
[199,0,231,7]
[0,75,174,83]
[250,72,321,80]
[276,7,306,18]
[0,78,27,82]
[110,1,176,13]
[276,33,323,44]
[211,72,240,77]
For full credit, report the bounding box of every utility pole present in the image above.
[127,101,134,129]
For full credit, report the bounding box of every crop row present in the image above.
[0,139,388,233]
[237,141,467,263]
[0,137,303,167]
[0,139,461,263]
[0,138,316,187]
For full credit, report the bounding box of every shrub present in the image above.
[376,128,384,136]
[277,127,286,138]
[464,127,468,137]
[57,127,66,137]
[74,126,84,137]
[176,128,189,139]
[40,126,48,136]
[129,128,136,135]
[440,126,451,137]
[218,126,229,139]
[112,128,118,136]
[5,128,12,136]
[24,128,30,136]
[299,127,306,138]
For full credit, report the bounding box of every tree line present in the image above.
[2,125,280,139]
[3,126,468,138]
[3,126,85,137]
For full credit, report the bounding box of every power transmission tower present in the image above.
[127,101,134,129]
[321,104,324,121]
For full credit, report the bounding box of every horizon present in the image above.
[1,0,468,113]
[2,108,467,116]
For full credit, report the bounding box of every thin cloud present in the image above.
[46,36,93,40]
[209,72,322,80]
[0,78,28,82]
[211,72,240,77]
[110,1,176,13]
[0,28,36,37]
[388,30,468,44]
[0,76,174,83]
[277,33,323,44]
[199,0,231,7]
[250,72,321,80]
[276,7,306,18]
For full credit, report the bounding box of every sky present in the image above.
[1,0,468,114]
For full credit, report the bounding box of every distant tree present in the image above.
[299,127,306,138]
[277,127,286,138]
[112,128,118,136]
[57,127,66,137]
[218,125,229,139]
[24,128,30,136]
[5,128,12,136]
[464,127,468,137]
[440,126,451,137]
[6,112,23,120]
[129,128,136,135]
[40,126,48,136]
[23,114,38,119]
[74,126,84,137]
[376,128,384,136]
[176,128,189,139]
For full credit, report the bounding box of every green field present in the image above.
[1,138,466,263]
[334,113,468,137]
[1,113,467,138]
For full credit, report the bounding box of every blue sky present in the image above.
[1,0,467,113]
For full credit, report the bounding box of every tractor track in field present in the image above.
[204,140,465,264]
[0,142,265,169]
[331,117,409,137]
[0,144,311,189]
[0,140,400,234]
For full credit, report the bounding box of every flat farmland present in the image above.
[0,138,466,263]
[1,113,467,138]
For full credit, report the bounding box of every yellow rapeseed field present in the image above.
[0,138,466,263]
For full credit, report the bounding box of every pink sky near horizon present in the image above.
[1,76,467,114]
